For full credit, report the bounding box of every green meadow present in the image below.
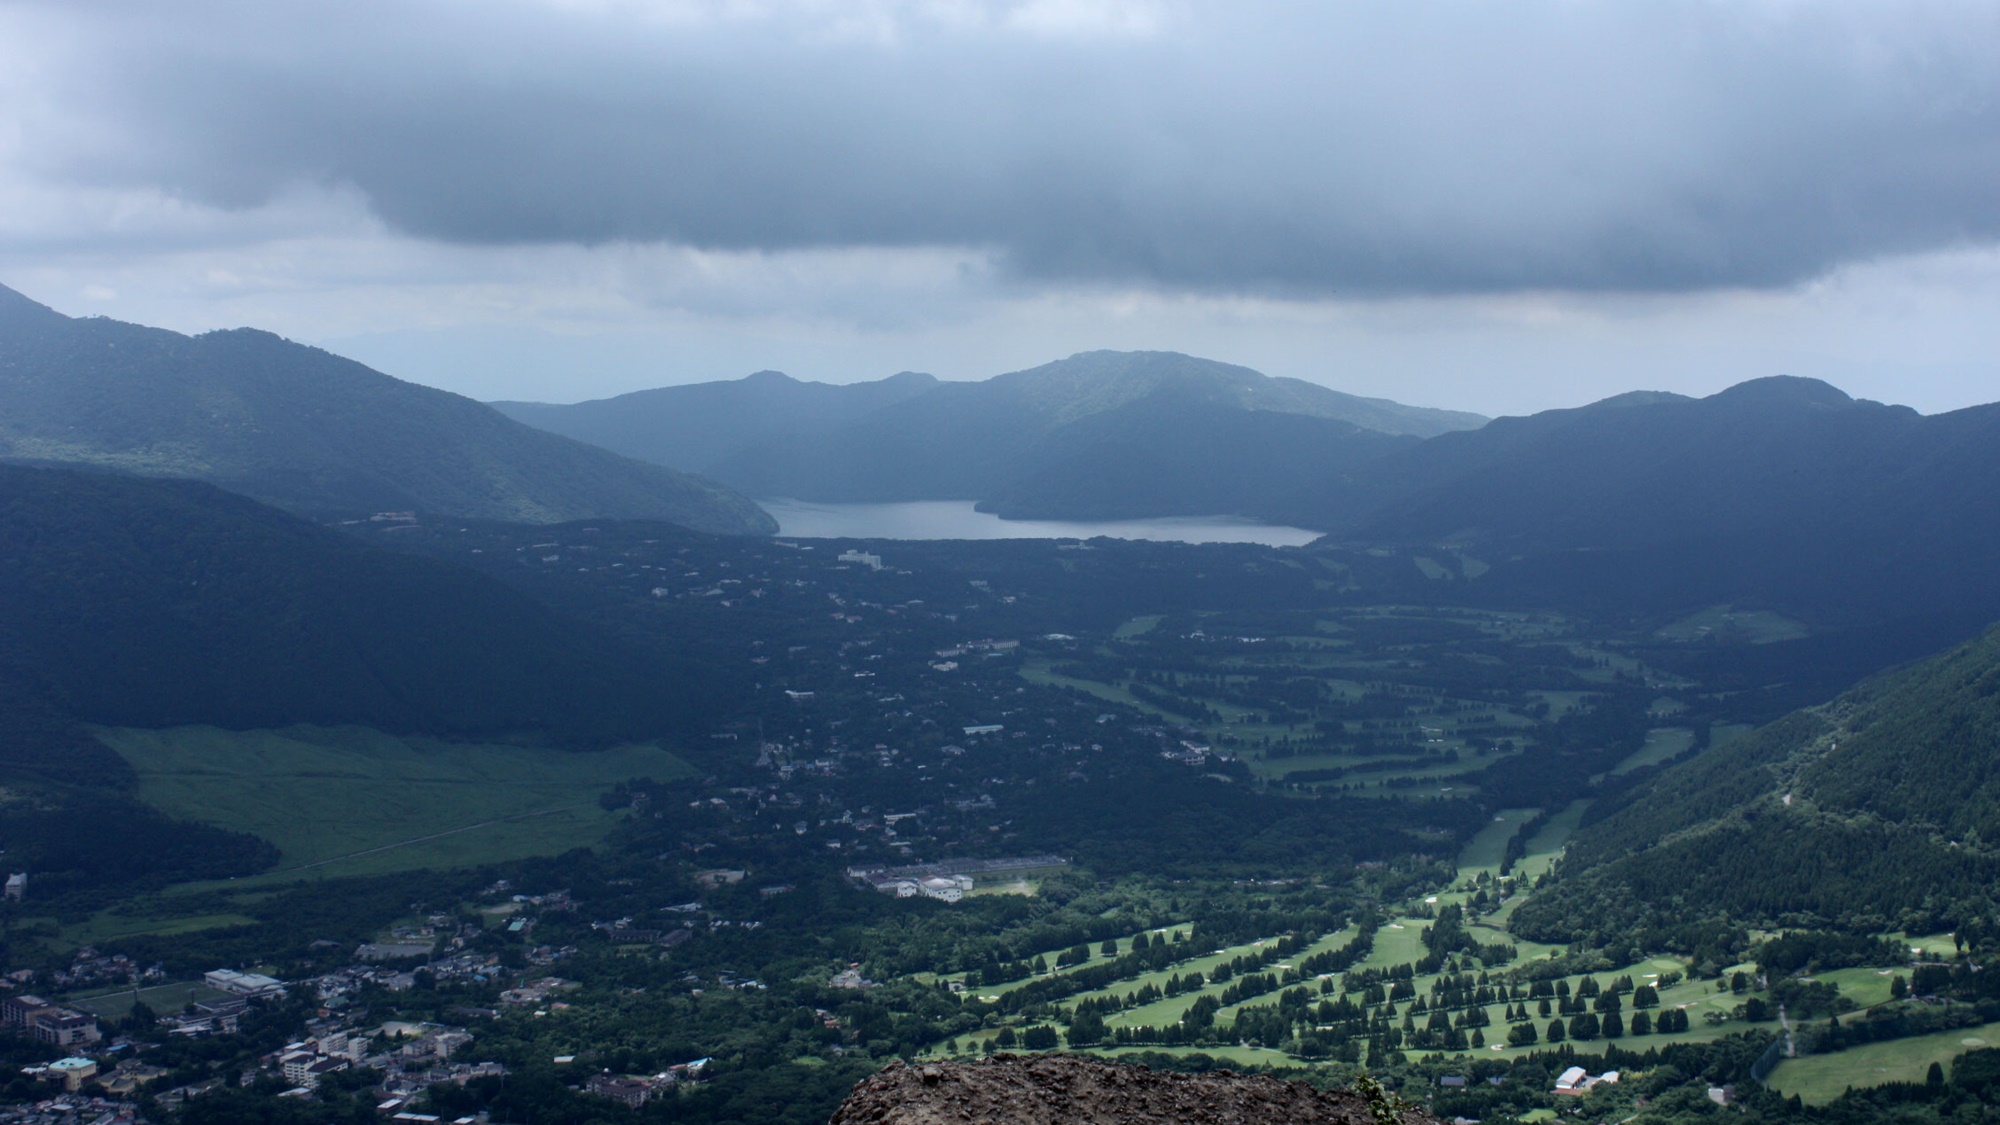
[96,724,694,884]
[1769,1021,2000,1105]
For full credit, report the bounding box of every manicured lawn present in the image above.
[1510,800,1589,881]
[1457,809,1541,877]
[1768,1020,2000,1104]
[1606,727,1695,776]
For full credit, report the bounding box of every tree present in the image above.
[1891,974,1908,1001]
[1067,1009,1107,1047]
[1507,1022,1538,1047]
[1546,1019,1566,1043]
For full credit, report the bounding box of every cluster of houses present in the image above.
[48,951,160,992]
[0,1093,141,1125]
[579,1058,712,1108]
[264,1021,504,1103]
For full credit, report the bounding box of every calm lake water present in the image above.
[758,498,1322,547]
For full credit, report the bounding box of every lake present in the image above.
[757,498,1323,547]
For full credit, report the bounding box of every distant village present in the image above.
[0,897,730,1125]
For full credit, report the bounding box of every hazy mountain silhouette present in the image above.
[1300,376,2000,626]
[0,284,774,534]
[495,350,1485,520]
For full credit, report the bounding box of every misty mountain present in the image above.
[1510,619,2000,944]
[0,464,735,749]
[1300,376,2000,626]
[0,284,775,535]
[494,350,1486,520]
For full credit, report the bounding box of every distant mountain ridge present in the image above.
[494,350,1487,521]
[0,284,775,534]
[1292,376,2000,628]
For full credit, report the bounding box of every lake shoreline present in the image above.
[757,498,1322,547]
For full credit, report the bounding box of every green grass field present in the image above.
[68,980,234,1021]
[1457,809,1542,877]
[60,911,260,950]
[1510,800,1589,881]
[1768,1020,2000,1104]
[96,724,694,884]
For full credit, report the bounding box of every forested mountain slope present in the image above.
[1511,621,2000,945]
[496,350,1483,520]
[0,465,732,746]
[0,284,774,534]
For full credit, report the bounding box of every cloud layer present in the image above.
[12,0,2000,297]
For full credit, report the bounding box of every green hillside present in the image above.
[0,283,774,534]
[1512,622,2000,944]
[0,464,734,742]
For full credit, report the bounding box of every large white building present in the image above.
[206,969,288,999]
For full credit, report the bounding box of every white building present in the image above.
[206,969,288,999]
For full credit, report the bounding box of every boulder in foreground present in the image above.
[828,1054,1440,1125]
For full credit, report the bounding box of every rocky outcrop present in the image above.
[828,1054,1442,1125]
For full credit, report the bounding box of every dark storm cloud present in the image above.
[19,0,2000,295]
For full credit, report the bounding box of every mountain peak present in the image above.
[1707,375,1855,409]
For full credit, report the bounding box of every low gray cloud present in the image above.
[12,0,2000,296]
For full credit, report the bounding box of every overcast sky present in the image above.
[3,0,1997,416]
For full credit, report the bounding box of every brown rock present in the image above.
[827,1054,1443,1125]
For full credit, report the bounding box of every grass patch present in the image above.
[1510,800,1589,882]
[1457,809,1541,878]
[1768,1020,2000,1104]
[1605,727,1696,777]
[97,724,693,885]
[1114,615,1164,639]
[1656,605,1811,645]
[61,911,259,950]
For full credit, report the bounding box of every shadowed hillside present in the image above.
[1511,621,2000,944]
[0,464,734,744]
